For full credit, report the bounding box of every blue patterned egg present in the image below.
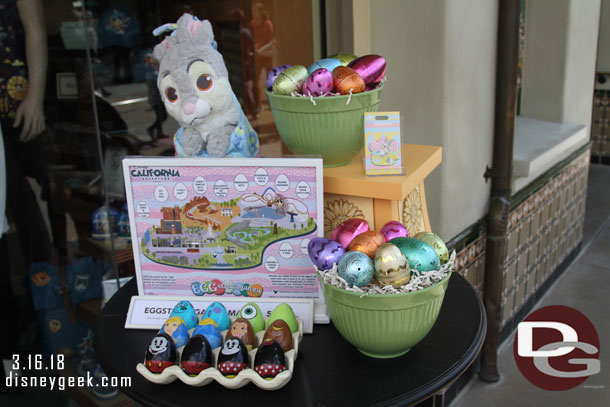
[389,237,440,272]
[192,318,222,349]
[338,251,374,287]
[302,68,334,97]
[201,302,230,331]
[307,58,342,75]
[267,64,292,90]
[159,316,189,348]
[307,237,345,270]
[169,300,198,330]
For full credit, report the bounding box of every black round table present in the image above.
[95,273,486,407]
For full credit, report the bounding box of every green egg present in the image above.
[237,303,265,333]
[267,303,298,334]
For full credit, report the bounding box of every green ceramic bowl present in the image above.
[320,271,451,358]
[266,86,383,167]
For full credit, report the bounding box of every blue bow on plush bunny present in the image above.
[153,14,259,157]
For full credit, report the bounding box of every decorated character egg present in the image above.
[263,319,293,352]
[254,338,287,380]
[374,243,411,288]
[159,316,189,348]
[348,230,385,259]
[302,68,334,97]
[237,302,265,333]
[347,54,386,89]
[414,232,450,264]
[332,66,365,95]
[380,220,409,242]
[328,52,358,66]
[180,334,212,376]
[192,318,222,349]
[307,58,342,75]
[169,300,198,330]
[217,337,249,378]
[331,218,370,249]
[272,65,308,95]
[307,237,345,271]
[389,237,441,272]
[201,301,230,331]
[226,318,255,351]
[267,303,298,334]
[267,64,292,90]
[338,251,374,287]
[145,333,177,374]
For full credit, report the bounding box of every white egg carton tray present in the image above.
[136,318,304,390]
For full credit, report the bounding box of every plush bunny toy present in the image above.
[153,14,259,157]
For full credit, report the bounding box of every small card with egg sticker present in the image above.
[364,112,405,176]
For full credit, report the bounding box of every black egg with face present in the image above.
[144,333,177,374]
[216,337,249,378]
[254,338,287,380]
[180,334,213,376]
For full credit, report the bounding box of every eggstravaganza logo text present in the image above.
[130,167,180,181]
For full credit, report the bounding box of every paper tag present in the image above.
[364,112,404,175]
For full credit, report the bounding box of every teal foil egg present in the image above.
[202,302,230,331]
[338,251,374,287]
[169,300,198,330]
[389,237,440,272]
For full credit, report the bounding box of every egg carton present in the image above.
[136,317,304,390]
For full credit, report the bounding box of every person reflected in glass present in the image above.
[249,2,275,114]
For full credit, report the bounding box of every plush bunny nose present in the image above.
[183,103,196,115]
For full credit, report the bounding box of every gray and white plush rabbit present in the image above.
[153,14,259,157]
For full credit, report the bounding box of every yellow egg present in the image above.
[414,232,449,264]
[374,243,411,288]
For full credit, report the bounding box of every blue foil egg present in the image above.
[307,237,345,271]
[307,58,342,75]
[192,318,222,349]
[169,300,198,330]
[159,316,189,348]
[201,302,230,331]
[338,251,374,287]
[389,237,441,272]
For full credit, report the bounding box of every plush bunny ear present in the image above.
[153,38,171,63]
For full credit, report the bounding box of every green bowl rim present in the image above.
[319,268,452,299]
[265,83,384,101]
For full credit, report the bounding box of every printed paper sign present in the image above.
[364,111,404,175]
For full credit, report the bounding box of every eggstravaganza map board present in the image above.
[122,157,324,305]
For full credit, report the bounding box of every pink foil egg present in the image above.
[331,218,370,249]
[380,221,409,242]
[302,68,334,97]
[347,54,386,89]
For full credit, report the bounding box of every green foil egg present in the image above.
[374,243,411,288]
[389,237,440,273]
[272,65,308,95]
[237,303,265,333]
[414,232,449,264]
[328,52,358,66]
[267,303,298,334]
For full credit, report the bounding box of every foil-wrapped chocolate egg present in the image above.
[263,319,294,352]
[389,237,441,272]
[302,68,334,97]
[145,333,177,374]
[338,251,374,287]
[347,230,385,259]
[328,52,358,66]
[307,237,345,270]
[226,318,255,351]
[217,338,249,378]
[254,338,287,380]
[307,58,342,75]
[333,66,365,95]
[331,218,370,249]
[380,221,409,242]
[272,65,308,95]
[414,232,450,264]
[180,334,212,376]
[267,64,292,90]
[374,243,410,288]
[347,54,386,89]
[159,316,189,348]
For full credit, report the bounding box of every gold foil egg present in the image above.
[332,66,365,95]
[374,243,411,288]
[272,65,308,95]
[348,230,385,259]
[414,232,449,264]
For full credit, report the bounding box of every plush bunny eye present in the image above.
[197,74,214,92]
[165,87,178,103]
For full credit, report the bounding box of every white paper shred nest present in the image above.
[318,251,456,297]
[136,317,304,391]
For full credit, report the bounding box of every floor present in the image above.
[451,163,610,407]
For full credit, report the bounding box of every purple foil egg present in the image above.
[380,221,409,242]
[307,237,345,270]
[302,68,334,97]
[331,218,370,249]
[347,55,386,88]
[267,65,292,90]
